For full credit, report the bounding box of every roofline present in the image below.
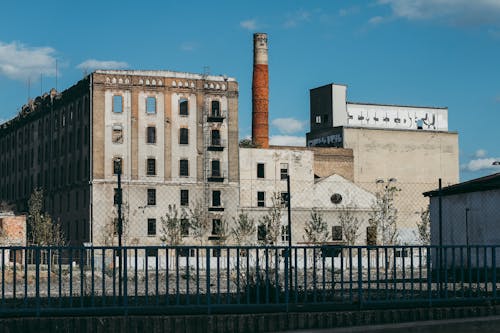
[347,101,447,110]
[319,126,457,135]
[94,70,237,82]
[423,172,500,197]
[310,83,348,92]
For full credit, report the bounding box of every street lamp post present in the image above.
[114,158,123,299]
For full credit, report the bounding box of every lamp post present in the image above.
[285,174,292,292]
[114,158,123,298]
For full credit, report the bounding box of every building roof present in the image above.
[95,70,236,82]
[423,173,500,197]
[347,101,447,110]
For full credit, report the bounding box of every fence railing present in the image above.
[0,245,499,316]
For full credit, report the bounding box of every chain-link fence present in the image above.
[90,178,445,247]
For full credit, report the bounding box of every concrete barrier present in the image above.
[1,304,500,333]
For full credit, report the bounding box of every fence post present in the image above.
[493,247,497,299]
[438,178,443,296]
[286,174,292,291]
[358,247,363,309]
[35,247,40,316]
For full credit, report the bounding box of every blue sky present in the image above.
[0,0,499,181]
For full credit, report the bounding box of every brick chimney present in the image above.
[252,33,269,148]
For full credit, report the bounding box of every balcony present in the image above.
[208,206,224,212]
[207,171,225,182]
[207,138,226,151]
[207,110,226,123]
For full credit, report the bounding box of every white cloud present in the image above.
[240,19,259,31]
[0,41,57,81]
[368,16,385,25]
[76,59,128,72]
[271,118,305,134]
[474,149,487,158]
[283,9,312,28]
[378,0,500,26]
[461,158,500,172]
[269,135,306,147]
[180,42,197,52]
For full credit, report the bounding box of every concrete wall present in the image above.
[342,127,458,185]
[346,103,448,131]
[343,126,458,239]
[3,304,500,333]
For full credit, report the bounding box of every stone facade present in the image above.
[0,70,240,247]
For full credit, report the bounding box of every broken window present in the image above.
[112,125,123,144]
[113,95,123,113]
[179,98,188,116]
[211,100,220,117]
[146,97,156,114]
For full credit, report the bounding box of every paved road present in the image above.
[284,315,500,333]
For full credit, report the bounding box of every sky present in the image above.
[0,0,499,182]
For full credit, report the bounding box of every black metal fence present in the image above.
[1,245,499,317]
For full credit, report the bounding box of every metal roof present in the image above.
[423,173,500,197]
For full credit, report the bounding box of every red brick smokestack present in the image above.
[252,33,269,148]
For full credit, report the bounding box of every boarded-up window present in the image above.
[332,226,343,241]
[112,125,123,144]
[366,226,377,246]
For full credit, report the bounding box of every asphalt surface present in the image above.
[282,315,500,333]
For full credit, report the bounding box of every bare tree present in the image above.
[370,184,400,245]
[415,205,431,245]
[189,200,209,245]
[0,200,15,212]
[102,204,130,246]
[27,189,65,246]
[338,206,362,245]
[258,193,283,245]
[212,218,228,246]
[160,205,187,246]
[232,212,256,245]
[303,209,329,243]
